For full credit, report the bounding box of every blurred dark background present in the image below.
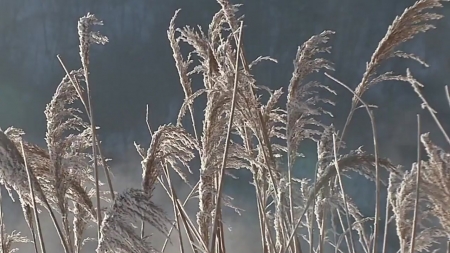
[1,0,450,252]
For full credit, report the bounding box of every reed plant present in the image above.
[0,0,449,252]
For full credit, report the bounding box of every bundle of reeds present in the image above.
[0,0,450,253]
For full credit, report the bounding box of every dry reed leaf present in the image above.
[353,0,448,107]
[140,124,198,193]
[97,189,169,253]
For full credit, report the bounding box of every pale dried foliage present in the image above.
[97,189,169,253]
[0,0,449,253]
[0,224,30,253]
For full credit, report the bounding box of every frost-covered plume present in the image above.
[138,124,198,194]
[0,130,46,208]
[97,189,169,253]
[418,133,450,238]
[0,224,30,253]
[78,13,108,70]
[287,30,336,162]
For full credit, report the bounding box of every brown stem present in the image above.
[209,20,244,253]
[20,140,47,253]
[56,55,115,202]
[325,73,380,253]
[409,114,421,253]
[331,137,356,253]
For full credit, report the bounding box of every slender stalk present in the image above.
[56,55,115,201]
[310,162,321,253]
[409,114,421,253]
[27,209,39,253]
[287,146,295,252]
[20,140,46,253]
[408,73,450,146]
[381,196,390,253]
[445,86,450,109]
[140,220,145,240]
[253,175,267,252]
[219,8,286,253]
[162,181,199,251]
[175,199,201,253]
[163,167,185,253]
[43,201,70,253]
[335,206,352,253]
[176,199,209,252]
[157,176,206,252]
[209,20,244,253]
[332,134,356,253]
[141,104,154,239]
[308,202,314,253]
[325,73,380,253]
[285,73,381,253]
[318,206,327,253]
[243,122,271,253]
[0,186,5,253]
[214,174,226,253]
[82,64,102,242]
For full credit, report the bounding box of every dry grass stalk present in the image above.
[20,140,46,253]
[287,30,335,253]
[332,134,356,253]
[77,13,109,241]
[161,181,200,252]
[406,69,450,145]
[409,115,422,253]
[56,54,115,202]
[213,5,286,243]
[325,73,383,253]
[0,130,70,252]
[209,20,244,253]
[162,168,185,253]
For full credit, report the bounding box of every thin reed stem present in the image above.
[163,167,185,253]
[82,64,102,242]
[409,114,421,253]
[162,181,199,251]
[141,104,154,239]
[335,206,352,253]
[319,207,327,253]
[332,134,356,253]
[408,70,450,146]
[56,55,115,202]
[310,162,320,253]
[175,199,202,253]
[177,198,209,252]
[209,20,244,253]
[445,86,450,109]
[218,6,286,249]
[381,195,390,253]
[307,209,314,253]
[20,140,46,253]
[0,189,4,253]
[285,72,382,253]
[325,73,381,253]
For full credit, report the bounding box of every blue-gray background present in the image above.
[1,0,450,252]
